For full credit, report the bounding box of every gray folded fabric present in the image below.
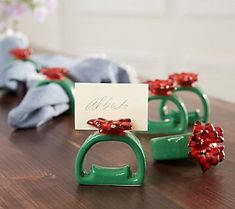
[8,83,69,128]
[1,54,137,92]
[32,54,137,83]
[3,36,138,128]
[0,38,76,91]
[1,35,138,90]
[0,35,28,71]
[70,56,137,83]
[0,60,44,90]
[0,35,42,91]
[31,54,78,69]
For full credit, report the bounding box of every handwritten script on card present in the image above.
[75,83,148,130]
[85,96,128,111]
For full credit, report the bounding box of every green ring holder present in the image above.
[27,58,41,73]
[148,94,188,134]
[37,78,75,112]
[150,133,191,161]
[6,58,41,73]
[159,86,210,124]
[75,131,146,186]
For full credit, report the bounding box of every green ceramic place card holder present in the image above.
[75,131,146,186]
[148,94,188,134]
[146,79,188,134]
[74,84,148,186]
[150,121,225,173]
[160,86,209,124]
[150,133,190,161]
[75,118,146,186]
[37,67,75,112]
[159,73,210,124]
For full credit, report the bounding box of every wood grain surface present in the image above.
[0,88,235,209]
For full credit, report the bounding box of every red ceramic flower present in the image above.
[169,72,198,87]
[87,118,132,135]
[145,79,176,96]
[188,121,225,172]
[10,47,33,60]
[41,67,69,80]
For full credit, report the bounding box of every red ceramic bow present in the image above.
[169,72,198,87]
[145,79,176,96]
[188,121,225,172]
[41,67,69,80]
[10,47,33,60]
[87,118,132,135]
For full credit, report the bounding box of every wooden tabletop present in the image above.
[0,89,235,209]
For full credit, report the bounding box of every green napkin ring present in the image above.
[37,78,75,112]
[150,133,191,161]
[159,86,209,124]
[75,131,146,186]
[148,94,188,134]
[8,47,41,72]
[26,58,41,72]
[3,58,40,74]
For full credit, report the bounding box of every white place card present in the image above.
[75,83,148,131]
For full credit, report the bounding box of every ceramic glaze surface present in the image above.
[75,131,146,186]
